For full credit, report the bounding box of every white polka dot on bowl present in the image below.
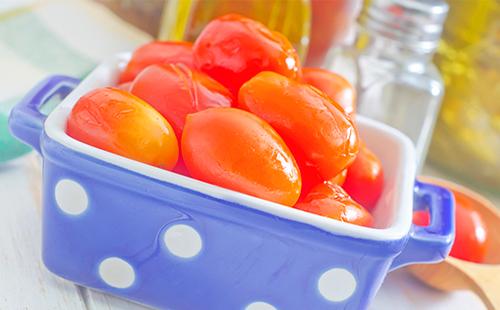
[318,268,356,302]
[98,257,135,289]
[163,224,202,258]
[55,179,88,215]
[245,301,277,310]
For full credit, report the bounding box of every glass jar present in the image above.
[330,0,448,171]
[428,0,500,194]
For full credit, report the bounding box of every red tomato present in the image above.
[412,210,430,226]
[172,159,191,177]
[130,64,233,138]
[238,71,359,181]
[182,108,301,206]
[119,41,193,83]
[413,191,489,263]
[193,13,302,95]
[450,196,489,263]
[343,143,384,210]
[295,182,373,227]
[302,67,356,116]
[66,87,178,169]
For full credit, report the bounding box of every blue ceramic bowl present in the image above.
[8,55,454,310]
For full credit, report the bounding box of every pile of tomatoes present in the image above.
[66,14,385,228]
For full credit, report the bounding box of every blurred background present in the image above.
[1,0,498,203]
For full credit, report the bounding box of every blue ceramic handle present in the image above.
[9,75,79,153]
[390,180,455,270]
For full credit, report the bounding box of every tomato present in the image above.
[193,13,301,95]
[172,159,191,177]
[331,169,348,186]
[451,196,489,263]
[413,191,489,263]
[182,108,301,206]
[343,143,384,210]
[238,71,359,181]
[295,182,373,227]
[119,41,193,83]
[130,64,233,138]
[66,87,178,169]
[412,210,430,227]
[302,67,356,116]
[298,154,347,201]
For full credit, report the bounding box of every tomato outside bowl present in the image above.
[8,54,454,310]
[410,176,500,267]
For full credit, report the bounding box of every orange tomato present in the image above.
[331,169,348,186]
[119,41,193,83]
[182,108,301,206]
[297,148,347,201]
[343,143,384,210]
[130,64,233,138]
[302,67,356,116]
[66,87,178,169]
[193,14,301,95]
[295,182,373,227]
[238,71,359,181]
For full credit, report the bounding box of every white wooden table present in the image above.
[0,155,485,309]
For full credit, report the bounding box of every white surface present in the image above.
[44,54,415,242]
[163,224,203,258]
[0,155,486,310]
[318,268,357,302]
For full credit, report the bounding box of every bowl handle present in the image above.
[8,75,79,153]
[390,180,455,271]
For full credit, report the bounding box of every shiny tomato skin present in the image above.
[450,195,489,263]
[238,71,359,181]
[182,107,301,206]
[343,144,384,211]
[119,41,193,83]
[302,67,356,116]
[130,64,233,138]
[193,14,301,95]
[295,182,373,227]
[66,87,178,169]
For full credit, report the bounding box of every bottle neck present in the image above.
[354,26,436,71]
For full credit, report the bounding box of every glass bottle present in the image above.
[159,0,312,60]
[330,0,448,171]
[158,0,362,66]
